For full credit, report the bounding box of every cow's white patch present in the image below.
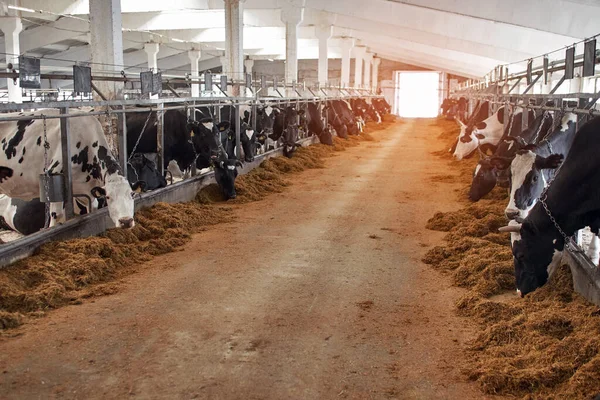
[508,141,515,151]
[587,235,600,266]
[474,164,482,176]
[561,113,577,132]
[265,106,273,117]
[506,151,537,219]
[0,195,18,232]
[547,249,564,278]
[167,160,184,179]
[227,165,236,171]
[454,108,505,160]
[509,219,522,245]
[202,122,214,131]
[245,129,254,141]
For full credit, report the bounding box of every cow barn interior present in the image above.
[0,1,600,399]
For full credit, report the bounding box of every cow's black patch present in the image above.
[76,142,82,149]
[22,147,26,155]
[51,212,57,219]
[5,119,33,160]
[18,157,23,164]
[37,136,42,146]
[20,173,22,176]
[92,141,98,148]
[0,167,13,183]
[50,160,60,172]
[97,146,120,175]
[71,146,102,180]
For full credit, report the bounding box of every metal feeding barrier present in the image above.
[447,38,600,305]
[0,81,385,268]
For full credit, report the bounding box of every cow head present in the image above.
[454,107,505,160]
[504,150,563,220]
[92,173,143,229]
[468,159,498,202]
[282,106,301,158]
[190,118,221,169]
[214,157,242,200]
[127,154,167,191]
[240,122,257,162]
[499,221,564,297]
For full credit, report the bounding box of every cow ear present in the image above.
[131,181,147,193]
[91,187,106,199]
[535,154,564,170]
[0,167,14,182]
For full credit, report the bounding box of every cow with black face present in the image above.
[307,102,334,145]
[0,110,142,229]
[127,153,167,191]
[213,155,243,200]
[273,106,303,158]
[219,106,257,162]
[498,116,600,296]
[468,109,542,202]
[325,101,348,139]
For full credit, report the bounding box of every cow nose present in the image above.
[119,217,135,229]
[505,210,520,220]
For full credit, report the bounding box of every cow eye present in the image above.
[532,176,538,182]
[105,196,111,200]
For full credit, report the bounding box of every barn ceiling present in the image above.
[2,0,599,82]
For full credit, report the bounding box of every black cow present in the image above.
[468,108,540,201]
[498,116,600,297]
[214,155,243,200]
[307,102,334,145]
[332,100,360,135]
[127,153,167,191]
[325,101,348,139]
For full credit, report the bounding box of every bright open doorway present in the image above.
[393,71,441,118]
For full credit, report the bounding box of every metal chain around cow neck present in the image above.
[42,115,51,228]
[128,109,154,162]
[530,111,551,144]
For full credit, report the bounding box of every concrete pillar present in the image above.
[363,52,373,89]
[244,58,254,76]
[144,42,159,71]
[89,0,124,100]
[372,57,381,92]
[340,38,354,88]
[0,17,22,103]
[188,49,201,97]
[316,25,332,86]
[280,0,305,84]
[353,46,367,88]
[224,0,244,96]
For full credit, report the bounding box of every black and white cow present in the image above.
[498,116,600,297]
[467,108,540,201]
[450,101,491,157]
[307,102,334,145]
[273,106,303,158]
[372,97,391,116]
[501,113,578,221]
[332,100,360,135]
[127,153,167,191]
[325,101,348,139]
[0,110,142,229]
[219,106,257,162]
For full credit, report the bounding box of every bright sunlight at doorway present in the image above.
[394,71,441,118]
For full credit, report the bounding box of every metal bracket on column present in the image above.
[549,75,567,95]
[523,74,541,95]
[508,77,523,94]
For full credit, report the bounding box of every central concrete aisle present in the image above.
[0,120,498,399]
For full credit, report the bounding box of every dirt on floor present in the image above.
[424,119,600,400]
[0,117,501,399]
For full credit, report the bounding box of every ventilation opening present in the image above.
[393,71,441,118]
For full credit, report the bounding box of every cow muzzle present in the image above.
[119,217,135,229]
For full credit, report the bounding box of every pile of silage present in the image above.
[0,118,394,330]
[422,117,600,399]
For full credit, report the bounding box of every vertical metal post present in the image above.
[235,101,242,160]
[117,105,127,173]
[503,100,510,131]
[156,103,165,176]
[190,101,198,177]
[60,107,74,220]
[522,97,529,131]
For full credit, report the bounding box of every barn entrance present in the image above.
[393,71,442,118]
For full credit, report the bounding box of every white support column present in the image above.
[188,49,201,97]
[340,38,354,88]
[144,42,159,71]
[353,46,367,88]
[280,0,305,84]
[220,55,229,77]
[316,25,332,86]
[224,0,244,96]
[372,57,381,92]
[0,17,22,103]
[363,52,373,90]
[89,0,124,100]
